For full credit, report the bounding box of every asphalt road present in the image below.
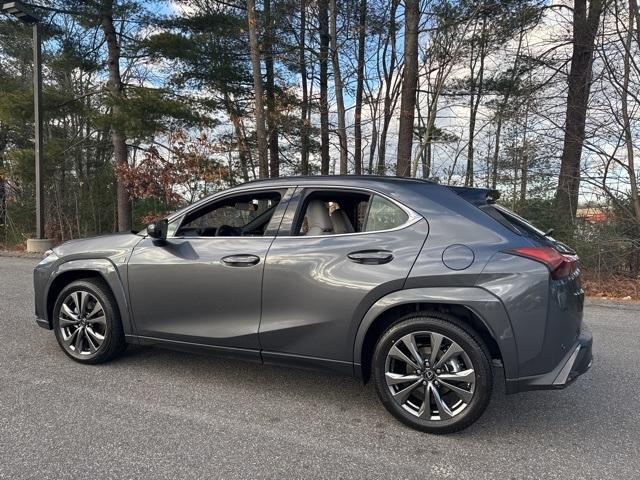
[1,255,638,479]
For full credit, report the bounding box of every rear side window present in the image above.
[363,195,408,232]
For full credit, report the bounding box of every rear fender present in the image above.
[352,287,518,381]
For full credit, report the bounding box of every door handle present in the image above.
[221,254,261,267]
[347,250,393,265]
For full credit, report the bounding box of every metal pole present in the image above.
[33,21,44,239]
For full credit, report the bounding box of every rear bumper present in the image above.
[506,325,593,394]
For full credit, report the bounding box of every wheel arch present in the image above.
[44,259,134,336]
[352,287,518,384]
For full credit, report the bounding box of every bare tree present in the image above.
[330,0,348,174]
[319,0,330,174]
[246,0,269,179]
[353,0,367,175]
[396,0,419,177]
[554,0,604,223]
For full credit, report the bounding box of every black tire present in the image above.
[52,278,126,364]
[373,312,492,434]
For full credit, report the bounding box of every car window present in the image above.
[363,195,408,232]
[295,190,408,236]
[177,191,282,237]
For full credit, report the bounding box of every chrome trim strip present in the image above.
[553,345,581,385]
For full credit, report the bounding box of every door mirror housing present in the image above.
[147,219,168,240]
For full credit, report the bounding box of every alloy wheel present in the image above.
[384,331,476,421]
[58,290,107,357]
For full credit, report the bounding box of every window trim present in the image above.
[165,186,294,240]
[285,186,422,238]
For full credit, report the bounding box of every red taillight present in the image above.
[507,246,578,279]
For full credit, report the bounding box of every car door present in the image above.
[259,186,429,371]
[127,187,292,355]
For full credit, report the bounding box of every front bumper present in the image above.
[506,325,593,394]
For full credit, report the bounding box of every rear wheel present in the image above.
[373,313,492,434]
[52,279,126,364]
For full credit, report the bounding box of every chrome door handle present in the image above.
[347,250,393,265]
[221,254,261,267]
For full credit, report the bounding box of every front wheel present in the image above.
[373,313,493,434]
[52,279,126,364]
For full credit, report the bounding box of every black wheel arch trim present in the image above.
[41,258,134,337]
[351,286,519,382]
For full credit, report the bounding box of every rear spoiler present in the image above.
[448,186,500,206]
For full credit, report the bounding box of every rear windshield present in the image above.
[480,204,576,254]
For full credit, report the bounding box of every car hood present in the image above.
[53,232,144,261]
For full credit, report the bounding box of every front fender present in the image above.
[42,258,134,336]
[352,287,519,381]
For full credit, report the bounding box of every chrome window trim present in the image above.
[163,185,296,240]
[286,184,424,238]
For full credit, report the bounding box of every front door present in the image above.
[127,188,290,353]
[259,187,429,367]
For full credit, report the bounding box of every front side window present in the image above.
[176,191,282,237]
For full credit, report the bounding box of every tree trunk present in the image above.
[353,0,367,175]
[330,0,348,174]
[623,0,640,219]
[299,0,309,175]
[554,0,603,223]
[247,0,269,179]
[224,91,250,182]
[100,0,131,232]
[264,0,279,177]
[377,0,400,175]
[396,0,419,177]
[465,20,487,188]
[319,0,330,175]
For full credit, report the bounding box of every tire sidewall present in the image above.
[52,279,121,364]
[373,314,493,434]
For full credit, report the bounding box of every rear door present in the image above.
[259,186,429,369]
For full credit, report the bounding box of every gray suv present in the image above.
[33,176,592,433]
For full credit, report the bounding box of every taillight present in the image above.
[506,246,578,280]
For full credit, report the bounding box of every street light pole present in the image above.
[33,20,44,240]
[2,1,52,251]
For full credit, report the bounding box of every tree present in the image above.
[100,0,131,231]
[318,0,330,174]
[246,0,269,179]
[330,0,348,174]
[554,0,604,225]
[396,0,419,177]
[353,0,367,175]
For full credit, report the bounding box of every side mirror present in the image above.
[147,219,168,240]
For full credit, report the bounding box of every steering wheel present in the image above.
[215,224,240,237]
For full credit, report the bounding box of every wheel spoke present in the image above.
[437,369,475,385]
[429,333,443,364]
[434,342,464,370]
[84,330,98,353]
[71,292,81,314]
[392,379,423,404]
[430,383,453,420]
[64,327,80,346]
[385,372,420,386]
[61,303,78,320]
[74,326,85,352]
[86,326,104,344]
[388,344,420,370]
[401,334,424,365]
[89,315,106,327]
[86,302,104,320]
[418,384,432,419]
[59,316,79,328]
[437,379,473,403]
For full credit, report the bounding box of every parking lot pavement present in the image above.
[1,255,638,479]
